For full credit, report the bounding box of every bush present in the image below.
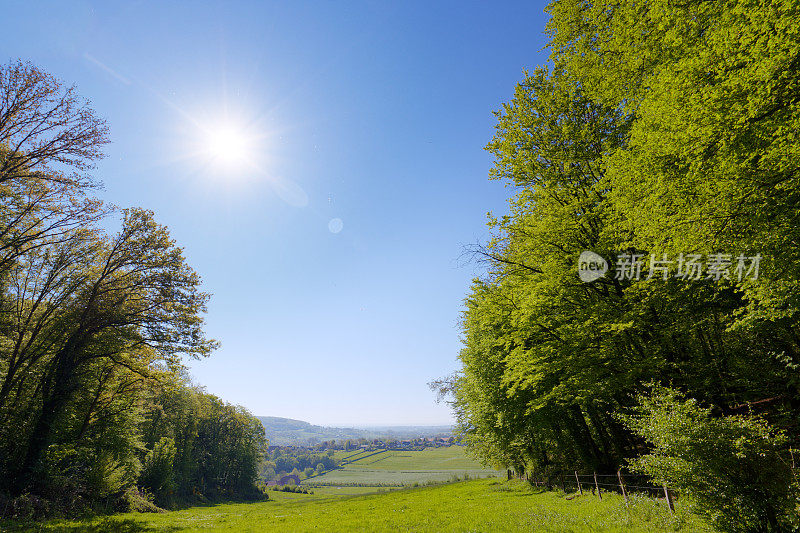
[0,492,51,520]
[272,485,310,494]
[623,387,798,532]
[119,487,164,513]
[139,437,177,507]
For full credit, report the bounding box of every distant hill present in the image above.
[257,416,452,446]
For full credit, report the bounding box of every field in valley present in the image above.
[309,446,500,486]
[1,478,709,532]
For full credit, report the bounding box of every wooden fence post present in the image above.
[617,469,628,504]
[560,471,565,493]
[663,484,674,513]
[594,472,602,500]
[575,471,582,496]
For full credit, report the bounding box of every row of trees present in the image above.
[261,448,338,481]
[0,61,266,517]
[439,1,800,531]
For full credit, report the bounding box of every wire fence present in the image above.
[513,469,676,511]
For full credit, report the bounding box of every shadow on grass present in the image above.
[1,517,182,533]
[0,494,271,532]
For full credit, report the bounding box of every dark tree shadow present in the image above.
[0,517,183,532]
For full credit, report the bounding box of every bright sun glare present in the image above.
[204,124,252,169]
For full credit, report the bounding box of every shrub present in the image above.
[273,485,310,494]
[623,387,798,532]
[120,487,164,513]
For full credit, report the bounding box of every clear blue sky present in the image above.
[1,1,550,426]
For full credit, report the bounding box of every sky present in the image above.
[1,0,551,426]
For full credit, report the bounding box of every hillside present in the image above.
[257,416,452,446]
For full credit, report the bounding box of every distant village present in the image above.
[268,436,457,453]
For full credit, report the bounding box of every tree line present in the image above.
[0,61,266,518]
[261,448,339,482]
[436,1,800,531]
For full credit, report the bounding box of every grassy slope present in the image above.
[347,447,490,470]
[3,479,711,532]
[332,450,363,462]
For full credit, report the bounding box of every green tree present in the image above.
[10,208,215,493]
[443,66,642,477]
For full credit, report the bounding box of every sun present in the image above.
[205,125,252,168]
[179,110,267,181]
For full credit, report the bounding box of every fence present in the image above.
[513,469,676,512]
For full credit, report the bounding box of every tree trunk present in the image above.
[13,345,81,494]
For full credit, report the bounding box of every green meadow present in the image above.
[308,446,500,486]
[1,479,708,532]
[345,446,489,470]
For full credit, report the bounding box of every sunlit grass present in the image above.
[2,479,711,532]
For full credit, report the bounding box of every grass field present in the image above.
[310,446,500,486]
[332,449,372,463]
[306,468,496,485]
[1,479,710,532]
[346,446,489,470]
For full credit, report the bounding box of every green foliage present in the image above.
[139,379,268,506]
[624,387,798,532]
[547,0,800,329]
[265,448,339,480]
